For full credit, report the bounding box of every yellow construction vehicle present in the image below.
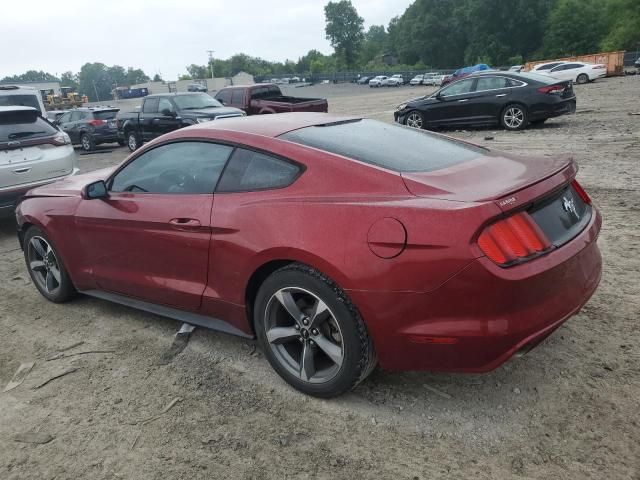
[41,87,84,110]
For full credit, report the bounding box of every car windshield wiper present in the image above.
[8,131,47,139]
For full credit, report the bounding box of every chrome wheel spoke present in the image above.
[49,265,61,283]
[30,260,46,271]
[313,334,343,367]
[45,271,56,293]
[300,342,316,381]
[274,290,304,322]
[30,238,47,258]
[309,298,330,329]
[266,326,300,345]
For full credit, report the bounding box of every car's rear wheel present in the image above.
[254,263,377,398]
[501,104,529,131]
[576,74,589,84]
[405,110,425,130]
[80,133,95,151]
[23,227,76,303]
[127,131,140,151]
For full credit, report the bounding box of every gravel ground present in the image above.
[1,77,639,480]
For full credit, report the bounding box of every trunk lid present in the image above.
[0,143,75,189]
[401,151,575,207]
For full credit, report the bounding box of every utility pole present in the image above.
[92,80,100,102]
[207,50,215,79]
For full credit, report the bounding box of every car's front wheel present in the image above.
[23,227,76,303]
[405,110,425,129]
[255,263,377,398]
[501,104,529,131]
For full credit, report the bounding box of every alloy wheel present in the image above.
[264,287,344,384]
[81,135,91,150]
[406,112,423,129]
[128,133,137,151]
[27,236,61,295]
[503,107,524,129]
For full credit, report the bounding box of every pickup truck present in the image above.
[116,92,245,151]
[213,84,328,115]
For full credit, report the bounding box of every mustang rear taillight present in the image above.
[478,211,551,266]
[537,85,564,95]
[572,179,591,204]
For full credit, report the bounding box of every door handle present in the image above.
[169,218,201,231]
[13,167,31,174]
[457,99,469,102]
[496,94,507,97]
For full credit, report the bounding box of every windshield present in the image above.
[0,110,57,144]
[173,94,222,110]
[280,119,485,173]
[0,94,41,112]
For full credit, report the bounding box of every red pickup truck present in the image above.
[214,84,328,115]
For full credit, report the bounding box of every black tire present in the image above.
[254,263,377,398]
[501,104,529,131]
[23,226,76,303]
[80,133,95,151]
[404,110,425,130]
[126,131,141,152]
[576,73,589,84]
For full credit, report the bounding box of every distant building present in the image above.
[379,54,399,66]
[129,72,255,95]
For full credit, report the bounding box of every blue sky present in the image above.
[2,0,413,80]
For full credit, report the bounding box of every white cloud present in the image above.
[1,0,413,80]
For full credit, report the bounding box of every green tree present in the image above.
[60,71,78,90]
[360,25,388,65]
[602,0,640,50]
[324,0,365,68]
[78,63,113,102]
[186,64,209,79]
[2,70,59,82]
[124,68,149,85]
[152,73,163,82]
[542,0,607,57]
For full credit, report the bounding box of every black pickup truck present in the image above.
[116,92,245,151]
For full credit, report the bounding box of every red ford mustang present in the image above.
[16,113,602,397]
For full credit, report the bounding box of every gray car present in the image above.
[0,106,78,216]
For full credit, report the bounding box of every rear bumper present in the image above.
[92,130,119,143]
[0,168,80,216]
[530,97,576,120]
[349,208,602,372]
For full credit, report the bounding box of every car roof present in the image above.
[179,112,360,138]
[0,105,38,113]
[146,92,208,98]
[0,85,39,93]
[76,106,119,111]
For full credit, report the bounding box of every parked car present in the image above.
[369,76,388,87]
[117,92,245,151]
[1,106,77,216]
[394,71,576,131]
[56,107,122,151]
[187,83,207,93]
[383,74,404,87]
[530,61,567,72]
[357,76,370,85]
[409,75,424,86]
[537,62,607,84]
[0,85,47,116]
[509,65,524,73]
[46,110,69,124]
[16,112,602,397]
[423,72,444,86]
[214,84,328,116]
[441,64,492,87]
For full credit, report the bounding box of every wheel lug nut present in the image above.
[302,319,309,326]
[295,324,300,330]
[309,340,315,346]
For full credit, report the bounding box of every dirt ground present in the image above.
[1,78,639,480]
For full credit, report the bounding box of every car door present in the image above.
[426,78,476,126]
[154,97,182,136]
[140,97,159,141]
[550,64,580,81]
[74,141,234,310]
[59,111,81,143]
[467,76,513,123]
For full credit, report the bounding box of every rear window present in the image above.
[280,119,485,173]
[0,110,57,143]
[0,94,41,111]
[94,110,118,120]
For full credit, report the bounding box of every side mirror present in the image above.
[161,108,176,117]
[84,180,108,200]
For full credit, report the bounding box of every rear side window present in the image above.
[280,119,484,173]
[0,94,41,111]
[216,148,301,192]
[143,98,159,113]
[475,77,509,91]
[94,110,118,120]
[0,110,58,143]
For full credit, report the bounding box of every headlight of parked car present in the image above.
[396,104,407,112]
[196,117,212,124]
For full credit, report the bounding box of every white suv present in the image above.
[0,106,78,216]
[384,74,405,87]
[368,76,388,88]
[0,85,47,116]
